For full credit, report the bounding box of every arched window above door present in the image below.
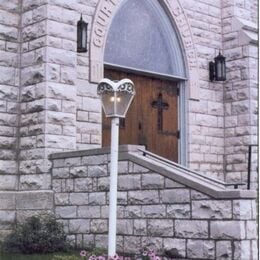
[104,0,186,79]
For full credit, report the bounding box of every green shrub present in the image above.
[3,214,68,254]
[52,256,81,260]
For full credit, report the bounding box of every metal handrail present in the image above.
[247,144,258,190]
[137,148,246,189]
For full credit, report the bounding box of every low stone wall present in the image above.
[50,147,258,260]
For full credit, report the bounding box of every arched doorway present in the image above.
[102,0,187,163]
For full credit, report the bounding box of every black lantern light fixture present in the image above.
[77,14,88,53]
[209,51,226,81]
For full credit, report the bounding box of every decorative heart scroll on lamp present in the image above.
[97,78,135,257]
[97,78,136,118]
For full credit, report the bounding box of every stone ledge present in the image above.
[49,145,144,159]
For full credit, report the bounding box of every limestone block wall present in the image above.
[18,0,79,190]
[50,149,257,259]
[181,0,225,180]
[221,0,258,187]
[0,1,20,189]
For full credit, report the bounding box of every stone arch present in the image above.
[89,0,200,100]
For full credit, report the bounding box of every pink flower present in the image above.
[108,254,120,260]
[89,255,97,260]
[80,250,87,257]
[142,251,148,256]
[97,257,106,260]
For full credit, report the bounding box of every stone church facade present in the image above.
[0,0,258,259]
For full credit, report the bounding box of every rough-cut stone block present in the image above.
[47,111,75,126]
[69,219,89,233]
[165,178,185,188]
[88,165,107,177]
[210,221,245,239]
[0,192,16,209]
[90,219,107,234]
[233,199,252,219]
[0,85,17,101]
[0,175,17,190]
[55,193,69,205]
[16,191,53,209]
[82,97,101,112]
[123,205,142,218]
[128,191,159,204]
[83,234,95,248]
[233,240,251,260]
[129,163,149,173]
[88,192,106,205]
[0,160,17,174]
[118,175,141,190]
[141,173,164,189]
[192,200,232,219]
[74,178,92,192]
[166,204,190,219]
[187,240,215,259]
[19,174,51,190]
[63,179,74,192]
[53,167,69,178]
[61,66,76,84]
[160,189,190,203]
[47,47,76,67]
[142,205,166,218]
[147,219,173,236]
[175,220,208,238]
[70,193,88,205]
[97,177,109,191]
[0,66,15,85]
[163,238,186,259]
[116,161,129,174]
[133,219,146,235]
[78,205,100,218]
[246,220,257,239]
[47,20,75,41]
[47,83,76,101]
[89,112,101,123]
[117,191,127,205]
[70,166,88,178]
[117,219,133,235]
[56,206,77,218]
[216,241,232,260]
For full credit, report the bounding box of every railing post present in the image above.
[247,145,252,190]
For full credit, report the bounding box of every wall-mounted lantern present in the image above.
[209,51,226,81]
[77,14,88,53]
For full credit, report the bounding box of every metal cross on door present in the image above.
[151,93,169,131]
[102,68,179,162]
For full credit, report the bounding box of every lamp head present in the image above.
[97,78,135,118]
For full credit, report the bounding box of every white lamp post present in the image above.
[97,78,135,257]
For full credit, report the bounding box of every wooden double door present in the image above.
[102,69,179,162]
